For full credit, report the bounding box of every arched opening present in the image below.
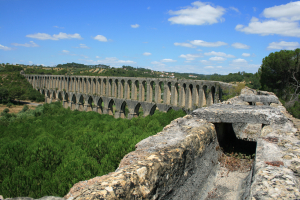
[64,93,69,108]
[127,80,132,99]
[211,86,216,104]
[203,85,208,107]
[149,105,157,116]
[174,83,179,106]
[167,107,173,112]
[120,80,125,98]
[142,81,147,101]
[88,78,92,94]
[97,98,103,114]
[78,95,84,111]
[109,79,113,97]
[181,83,186,107]
[188,84,193,109]
[159,81,164,103]
[114,79,119,98]
[120,101,129,118]
[71,95,76,110]
[150,81,155,102]
[195,85,200,108]
[108,99,115,116]
[134,103,144,117]
[53,91,57,101]
[97,78,101,95]
[103,79,107,95]
[87,96,94,112]
[133,80,139,100]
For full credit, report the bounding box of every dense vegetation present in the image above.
[0,66,44,103]
[259,48,300,118]
[0,102,186,198]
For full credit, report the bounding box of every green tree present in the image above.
[260,48,300,100]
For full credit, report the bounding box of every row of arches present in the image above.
[28,75,222,109]
[41,89,180,119]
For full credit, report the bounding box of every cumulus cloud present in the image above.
[143,52,152,56]
[131,24,140,28]
[76,44,89,49]
[232,58,247,63]
[209,56,226,61]
[93,35,108,42]
[161,59,177,62]
[151,61,166,67]
[216,66,222,68]
[204,51,235,58]
[168,1,225,25]
[242,53,251,57]
[204,66,214,69]
[26,32,82,40]
[263,1,300,21]
[0,44,12,50]
[232,42,250,49]
[53,26,64,29]
[174,42,196,48]
[190,40,227,47]
[11,41,39,47]
[179,53,203,60]
[235,2,300,37]
[62,50,69,53]
[267,41,300,50]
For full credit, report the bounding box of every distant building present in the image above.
[189,75,197,78]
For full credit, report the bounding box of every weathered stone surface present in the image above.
[65,116,219,199]
[192,104,288,125]
[232,123,262,141]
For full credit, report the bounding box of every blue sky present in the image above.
[1,0,300,74]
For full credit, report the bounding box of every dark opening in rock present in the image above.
[214,123,257,156]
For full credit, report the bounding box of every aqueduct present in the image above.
[24,74,234,118]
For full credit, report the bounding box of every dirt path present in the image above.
[0,100,44,114]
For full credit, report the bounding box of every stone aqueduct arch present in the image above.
[25,74,233,119]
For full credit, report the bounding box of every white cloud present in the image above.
[161,59,177,62]
[26,32,82,40]
[147,7,150,10]
[96,56,100,58]
[232,42,250,49]
[174,42,195,48]
[93,35,108,42]
[143,52,152,56]
[76,44,89,49]
[242,53,251,57]
[11,41,39,47]
[236,2,300,37]
[151,61,166,67]
[204,66,214,69]
[230,58,260,70]
[131,24,140,28]
[200,60,210,64]
[230,7,240,13]
[232,58,247,63]
[190,40,227,47]
[28,61,33,65]
[236,18,300,37]
[263,1,300,21]
[209,56,226,61]
[267,41,300,50]
[253,7,256,12]
[0,44,12,50]
[204,51,235,58]
[62,50,69,53]
[216,66,222,68]
[179,53,203,60]
[86,57,136,66]
[168,1,225,25]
